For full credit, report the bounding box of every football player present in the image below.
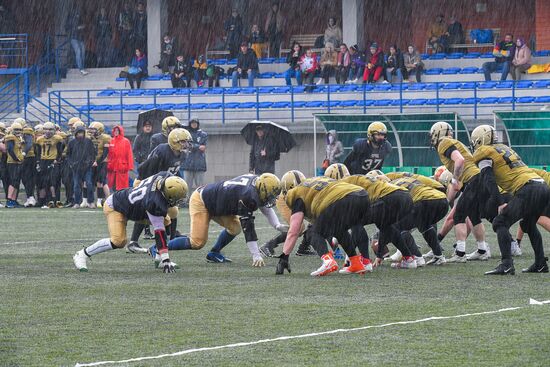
[4,121,25,208]
[0,122,7,206]
[150,116,183,150]
[343,121,392,174]
[127,128,192,254]
[87,122,111,208]
[20,123,37,207]
[275,175,374,276]
[73,172,187,273]
[35,122,65,208]
[429,121,489,262]
[165,173,286,266]
[470,125,550,274]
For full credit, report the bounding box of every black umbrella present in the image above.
[137,109,174,134]
[240,120,297,153]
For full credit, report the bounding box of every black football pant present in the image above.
[492,182,550,264]
[21,156,36,198]
[454,175,482,226]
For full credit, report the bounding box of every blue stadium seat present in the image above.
[390,99,410,106]
[272,86,290,93]
[239,102,256,108]
[374,84,391,91]
[479,97,498,104]
[446,53,463,59]
[159,89,175,95]
[389,84,409,91]
[215,59,227,65]
[162,74,171,80]
[292,86,306,93]
[127,90,144,96]
[442,67,461,75]
[190,103,208,109]
[534,50,550,57]
[425,68,443,75]
[356,100,374,106]
[259,58,275,64]
[462,97,478,104]
[274,72,286,78]
[146,75,163,81]
[460,82,476,89]
[328,85,342,92]
[478,81,497,89]
[276,57,287,63]
[535,96,550,103]
[323,101,342,107]
[424,83,438,90]
[116,77,126,81]
[441,82,461,90]
[495,81,514,89]
[223,102,240,108]
[517,96,535,103]
[497,97,514,104]
[340,100,357,107]
[240,87,256,94]
[425,99,440,105]
[409,99,427,106]
[259,72,275,78]
[305,101,323,107]
[429,53,446,60]
[123,104,143,110]
[258,87,274,93]
[109,105,122,110]
[190,89,208,95]
[340,85,358,92]
[373,99,392,106]
[420,53,430,59]
[142,104,156,110]
[143,90,156,96]
[93,104,112,111]
[159,103,175,109]
[533,80,550,88]
[175,88,190,95]
[460,67,479,74]
[257,102,273,108]
[480,52,494,58]
[408,83,426,90]
[207,88,224,94]
[463,52,481,59]
[174,103,189,109]
[293,101,307,108]
[516,81,533,89]
[313,85,327,93]
[271,101,290,108]
[227,59,238,65]
[224,88,240,94]
[98,90,116,97]
[442,98,463,105]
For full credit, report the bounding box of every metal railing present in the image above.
[0,33,28,68]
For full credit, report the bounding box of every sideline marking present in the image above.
[74,304,541,367]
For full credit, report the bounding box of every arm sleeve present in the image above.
[23,135,33,154]
[291,198,306,215]
[443,145,457,159]
[146,212,166,231]
[6,141,19,162]
[260,206,281,229]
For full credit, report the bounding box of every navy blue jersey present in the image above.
[150,132,167,150]
[201,174,261,217]
[112,172,170,221]
[344,139,392,174]
[138,143,184,179]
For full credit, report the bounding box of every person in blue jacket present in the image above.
[127,48,148,89]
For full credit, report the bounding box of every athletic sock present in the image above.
[455,240,466,256]
[168,236,193,250]
[476,241,487,254]
[210,230,236,253]
[84,238,115,257]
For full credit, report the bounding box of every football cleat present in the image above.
[23,197,32,207]
[522,258,548,273]
[259,244,275,257]
[206,251,232,263]
[511,240,522,256]
[415,256,426,267]
[73,249,88,272]
[143,227,155,240]
[485,262,515,275]
[126,241,148,254]
[87,203,96,209]
[96,198,103,208]
[390,256,417,269]
[56,201,64,208]
[423,250,434,259]
[466,250,490,261]
[72,204,81,209]
[310,254,338,276]
[361,257,374,273]
[389,250,402,262]
[338,255,366,274]
[426,255,446,266]
[447,254,467,263]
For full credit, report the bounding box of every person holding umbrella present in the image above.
[249,125,279,175]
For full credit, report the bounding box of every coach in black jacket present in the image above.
[132,121,153,165]
[67,125,96,208]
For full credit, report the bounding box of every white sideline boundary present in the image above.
[74,304,538,367]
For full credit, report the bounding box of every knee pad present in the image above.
[239,215,257,242]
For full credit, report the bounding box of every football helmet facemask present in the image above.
[159,176,188,206]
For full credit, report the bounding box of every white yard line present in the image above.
[74,303,544,367]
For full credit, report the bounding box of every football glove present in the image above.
[252,254,265,267]
[162,259,176,273]
[275,254,291,275]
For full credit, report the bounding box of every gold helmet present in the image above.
[88,121,105,137]
[470,124,496,152]
[255,173,282,207]
[168,128,192,153]
[13,117,26,126]
[73,120,86,129]
[365,169,390,182]
[162,116,182,135]
[158,175,188,206]
[367,121,388,144]
[324,163,350,180]
[281,170,306,195]
[437,168,454,187]
[429,121,453,147]
[34,124,44,135]
[11,122,23,136]
[68,117,81,132]
[43,122,56,138]
[0,122,6,134]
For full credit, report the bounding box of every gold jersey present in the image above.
[437,137,480,184]
[531,168,550,187]
[473,144,542,194]
[276,194,293,223]
[91,133,111,162]
[36,134,64,160]
[4,134,24,164]
[341,175,405,201]
[391,176,447,202]
[386,171,446,191]
[285,177,363,221]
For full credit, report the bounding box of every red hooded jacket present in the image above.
[107,125,134,172]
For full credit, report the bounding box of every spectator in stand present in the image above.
[335,43,351,84]
[107,125,134,191]
[427,14,448,53]
[317,43,337,85]
[67,124,96,209]
[403,45,424,82]
[363,43,384,83]
[231,42,259,87]
[249,24,266,58]
[347,44,366,83]
[182,117,207,193]
[284,42,303,86]
[158,34,175,75]
[65,6,88,75]
[132,2,147,51]
[171,54,192,88]
[265,2,285,57]
[447,16,465,53]
[300,48,319,92]
[133,121,153,167]
[95,7,113,68]
[225,8,243,59]
[385,44,404,83]
[482,33,515,81]
[117,2,134,64]
[206,64,224,87]
[193,55,208,87]
[249,125,279,174]
[324,17,342,48]
[127,48,147,89]
[510,37,532,81]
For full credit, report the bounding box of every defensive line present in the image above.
[74,301,550,367]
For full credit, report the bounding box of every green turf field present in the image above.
[1,208,549,367]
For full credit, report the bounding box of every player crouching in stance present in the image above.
[165,173,287,266]
[275,173,372,276]
[73,172,188,273]
[470,125,550,275]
